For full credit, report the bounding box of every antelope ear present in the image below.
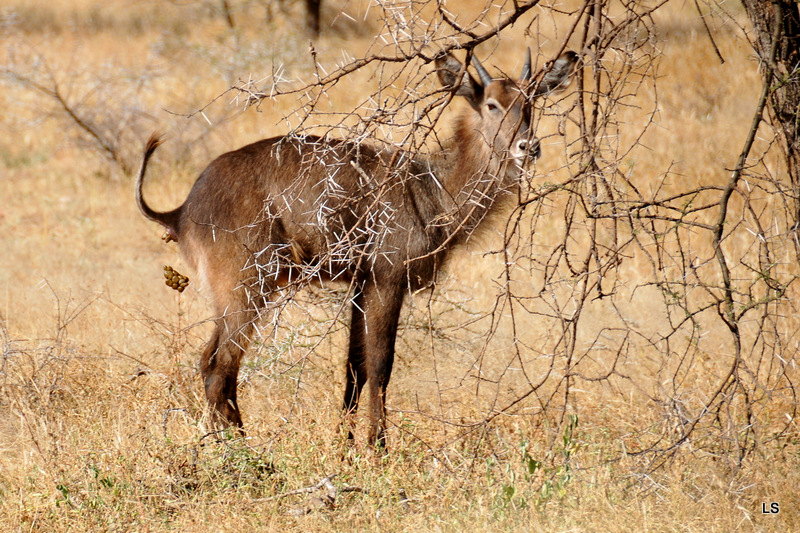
[533,51,579,96]
[435,53,483,109]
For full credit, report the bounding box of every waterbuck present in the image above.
[136,49,577,447]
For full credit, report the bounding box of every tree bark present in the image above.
[306,0,321,37]
[741,1,800,224]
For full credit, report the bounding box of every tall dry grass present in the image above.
[0,0,798,531]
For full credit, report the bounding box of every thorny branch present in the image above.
[2,55,133,173]
[173,0,798,478]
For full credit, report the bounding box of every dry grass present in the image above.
[1,0,798,531]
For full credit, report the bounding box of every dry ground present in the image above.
[0,0,798,531]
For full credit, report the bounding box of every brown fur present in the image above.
[135,51,577,446]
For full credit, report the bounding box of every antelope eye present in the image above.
[486,100,501,113]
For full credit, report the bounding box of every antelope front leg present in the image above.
[362,282,405,449]
[342,291,367,442]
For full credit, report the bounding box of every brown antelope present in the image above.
[136,49,577,447]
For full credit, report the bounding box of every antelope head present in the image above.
[436,48,579,174]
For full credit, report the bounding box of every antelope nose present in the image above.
[517,138,541,159]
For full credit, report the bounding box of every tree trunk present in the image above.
[306,0,321,37]
[741,1,800,225]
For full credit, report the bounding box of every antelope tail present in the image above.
[135,133,181,242]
